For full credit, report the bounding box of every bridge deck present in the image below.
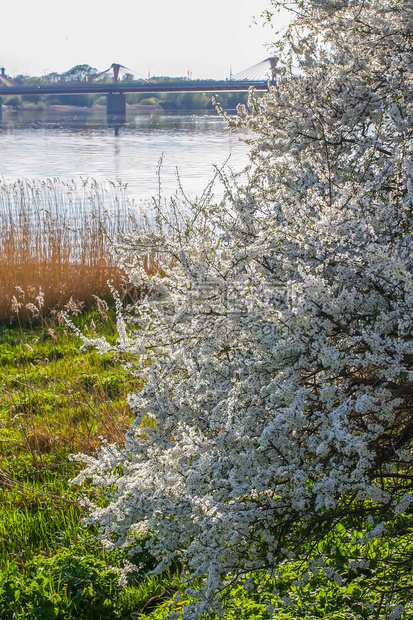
[0,80,270,97]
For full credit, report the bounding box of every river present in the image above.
[0,107,250,207]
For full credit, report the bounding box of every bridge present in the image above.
[0,59,278,121]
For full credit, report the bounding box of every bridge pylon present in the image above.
[106,92,126,117]
[90,63,128,122]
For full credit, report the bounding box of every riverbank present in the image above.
[0,307,182,618]
[2,102,164,113]
[1,309,411,619]
[1,180,411,616]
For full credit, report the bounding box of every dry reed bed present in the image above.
[0,177,143,319]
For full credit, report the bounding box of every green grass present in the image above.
[0,308,132,461]
[0,306,181,619]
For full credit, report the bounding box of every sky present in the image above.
[0,0,288,80]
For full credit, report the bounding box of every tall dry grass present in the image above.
[0,177,141,320]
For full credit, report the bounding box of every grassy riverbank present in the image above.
[0,175,180,617]
[1,307,412,619]
[0,308,182,619]
[1,180,412,618]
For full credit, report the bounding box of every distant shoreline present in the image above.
[1,102,220,114]
[2,102,164,112]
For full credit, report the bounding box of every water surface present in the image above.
[0,107,250,206]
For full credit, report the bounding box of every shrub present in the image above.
[4,95,23,109]
[72,1,413,617]
[138,97,160,106]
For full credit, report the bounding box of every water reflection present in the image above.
[0,108,249,204]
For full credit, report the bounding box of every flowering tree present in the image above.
[74,1,413,616]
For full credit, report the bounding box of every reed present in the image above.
[0,177,141,320]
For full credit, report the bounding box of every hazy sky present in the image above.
[1,0,287,80]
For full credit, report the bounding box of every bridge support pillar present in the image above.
[106,93,126,120]
[0,97,2,122]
